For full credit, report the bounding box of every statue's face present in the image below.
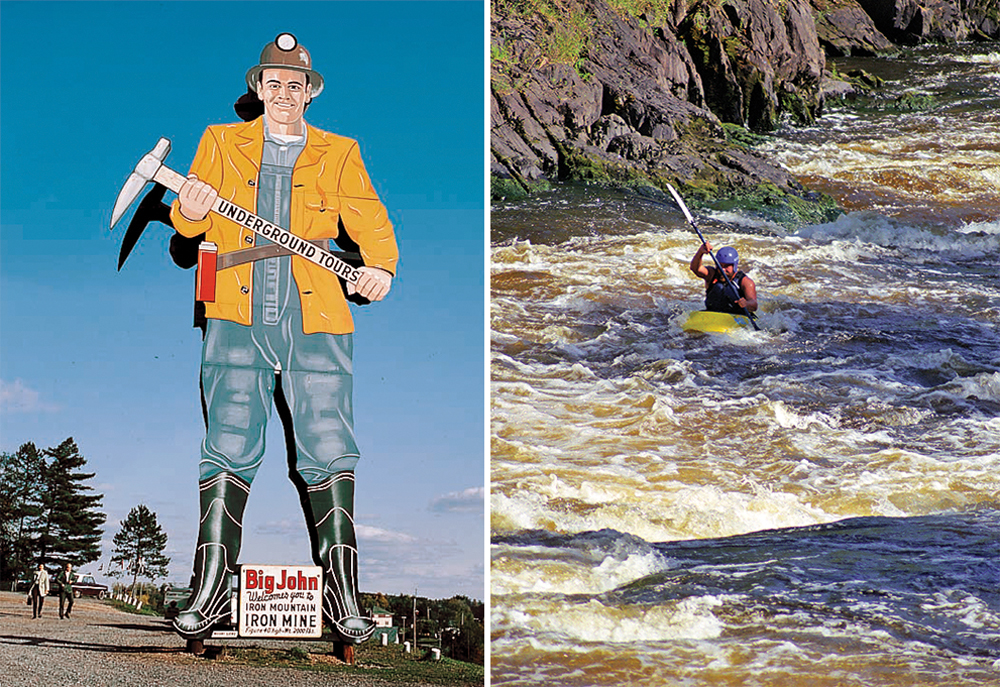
[256,68,312,128]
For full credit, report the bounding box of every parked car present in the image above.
[162,584,192,619]
[48,572,108,599]
[73,573,109,599]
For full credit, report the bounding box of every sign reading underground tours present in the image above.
[239,565,323,638]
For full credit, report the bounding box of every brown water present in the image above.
[490,44,1000,686]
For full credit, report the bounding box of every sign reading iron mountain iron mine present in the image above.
[238,565,323,638]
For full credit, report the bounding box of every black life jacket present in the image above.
[705,269,747,314]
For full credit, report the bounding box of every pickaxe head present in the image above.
[110,137,171,230]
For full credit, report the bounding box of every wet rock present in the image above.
[810,0,897,55]
[490,0,998,215]
[967,0,1000,38]
[491,0,830,216]
[678,0,825,131]
[854,0,999,43]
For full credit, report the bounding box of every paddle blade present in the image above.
[666,183,696,226]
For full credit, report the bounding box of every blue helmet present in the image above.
[716,246,739,266]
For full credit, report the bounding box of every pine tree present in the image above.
[38,438,106,567]
[108,504,170,591]
[0,443,46,582]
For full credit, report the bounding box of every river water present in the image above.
[490,44,1000,685]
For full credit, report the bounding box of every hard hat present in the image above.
[246,33,324,98]
[716,246,739,265]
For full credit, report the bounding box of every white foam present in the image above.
[959,219,1000,236]
[491,470,838,544]
[927,371,1000,403]
[492,596,729,647]
[491,544,666,596]
[920,590,1000,631]
[957,52,1000,66]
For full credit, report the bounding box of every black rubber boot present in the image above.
[173,473,250,639]
[305,472,375,644]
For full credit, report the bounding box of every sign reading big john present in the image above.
[239,565,323,638]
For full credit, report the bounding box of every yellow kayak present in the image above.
[682,310,753,333]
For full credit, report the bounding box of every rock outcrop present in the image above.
[857,0,1000,43]
[490,0,999,217]
[812,0,897,56]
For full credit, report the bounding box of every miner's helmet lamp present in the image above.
[245,33,325,98]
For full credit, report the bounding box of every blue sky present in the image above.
[0,1,486,600]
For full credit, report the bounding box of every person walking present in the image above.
[28,563,50,619]
[56,563,74,619]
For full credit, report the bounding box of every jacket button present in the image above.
[241,286,250,295]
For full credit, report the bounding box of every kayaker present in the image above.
[690,242,758,315]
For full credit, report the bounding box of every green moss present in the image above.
[721,122,766,149]
[492,176,529,201]
[888,91,937,111]
[704,182,841,227]
[779,91,816,126]
[844,68,884,91]
[491,173,553,201]
[840,89,938,115]
[723,34,747,62]
[554,139,614,182]
[605,0,674,22]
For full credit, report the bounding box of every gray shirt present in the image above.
[254,122,307,326]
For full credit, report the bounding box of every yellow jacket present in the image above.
[170,117,398,335]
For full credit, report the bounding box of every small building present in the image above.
[370,606,398,643]
[372,606,393,628]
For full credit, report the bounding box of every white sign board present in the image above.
[239,565,323,638]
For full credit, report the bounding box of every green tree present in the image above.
[37,438,106,567]
[108,504,170,591]
[429,595,485,663]
[0,443,46,584]
[360,591,391,614]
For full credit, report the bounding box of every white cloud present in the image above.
[255,519,302,536]
[254,519,417,544]
[429,486,484,514]
[0,378,59,413]
[357,524,418,544]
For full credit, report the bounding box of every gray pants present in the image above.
[30,587,44,617]
[199,314,359,486]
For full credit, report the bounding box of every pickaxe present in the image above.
[109,138,361,285]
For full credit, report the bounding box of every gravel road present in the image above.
[0,592,438,687]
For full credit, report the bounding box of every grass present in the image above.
[606,0,673,20]
[214,643,484,685]
[492,0,592,74]
[105,598,162,617]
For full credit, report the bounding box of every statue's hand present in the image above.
[348,266,392,302]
